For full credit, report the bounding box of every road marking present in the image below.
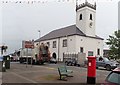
[34,65,56,70]
[10,72,37,83]
[43,67,56,70]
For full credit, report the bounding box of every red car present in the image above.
[102,67,120,85]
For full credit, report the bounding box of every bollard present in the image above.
[3,55,10,69]
[0,56,6,72]
[2,61,6,72]
[87,56,96,84]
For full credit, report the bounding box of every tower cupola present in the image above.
[76,1,96,37]
[76,1,96,11]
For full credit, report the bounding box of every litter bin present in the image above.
[0,56,6,72]
[3,55,10,69]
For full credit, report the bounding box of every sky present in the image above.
[118,1,120,30]
[0,0,119,54]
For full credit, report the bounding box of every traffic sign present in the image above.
[22,41,34,49]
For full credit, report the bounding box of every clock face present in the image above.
[89,22,93,28]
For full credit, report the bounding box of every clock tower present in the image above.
[76,1,96,37]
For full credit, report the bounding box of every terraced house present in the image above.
[35,1,104,61]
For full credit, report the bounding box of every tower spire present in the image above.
[76,0,78,6]
[76,0,78,11]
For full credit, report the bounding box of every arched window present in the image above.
[79,14,82,20]
[90,14,92,20]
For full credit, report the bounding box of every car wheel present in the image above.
[65,61,68,65]
[66,62,69,66]
[77,64,80,67]
[67,62,72,66]
[70,62,73,66]
[74,63,77,66]
[106,65,111,71]
[72,63,75,66]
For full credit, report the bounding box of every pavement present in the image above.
[1,62,110,84]
[0,72,2,85]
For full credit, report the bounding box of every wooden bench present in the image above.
[58,66,73,80]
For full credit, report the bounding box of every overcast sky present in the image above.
[0,0,119,54]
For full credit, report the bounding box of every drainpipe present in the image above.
[58,37,60,62]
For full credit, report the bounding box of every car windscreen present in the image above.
[104,58,109,62]
[106,72,120,84]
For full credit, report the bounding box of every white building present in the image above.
[118,1,120,30]
[35,1,104,61]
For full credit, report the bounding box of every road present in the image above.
[2,62,110,84]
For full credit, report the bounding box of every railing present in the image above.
[63,52,78,62]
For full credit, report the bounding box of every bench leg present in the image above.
[59,75,67,81]
[60,75,62,80]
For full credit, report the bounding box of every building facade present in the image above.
[35,1,104,61]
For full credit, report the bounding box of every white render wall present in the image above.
[39,35,76,61]
[38,35,103,61]
[76,7,96,37]
[75,35,103,59]
[59,36,76,61]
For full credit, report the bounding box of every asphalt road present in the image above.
[2,62,110,84]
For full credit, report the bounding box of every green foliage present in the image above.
[106,30,120,59]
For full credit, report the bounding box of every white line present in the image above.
[34,65,56,70]
[10,72,37,83]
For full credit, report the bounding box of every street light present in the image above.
[38,30,41,38]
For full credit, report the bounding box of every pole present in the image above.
[58,38,60,62]
[26,48,28,68]
[66,35,68,52]
[38,30,41,38]
[31,49,32,67]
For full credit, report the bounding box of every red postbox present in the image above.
[87,56,96,84]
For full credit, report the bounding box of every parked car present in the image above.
[96,57,119,71]
[49,57,57,64]
[102,67,120,85]
[65,59,80,67]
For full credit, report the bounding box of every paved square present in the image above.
[2,62,110,84]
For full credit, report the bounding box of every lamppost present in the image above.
[37,30,41,47]
[38,30,41,38]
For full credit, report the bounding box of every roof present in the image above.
[35,25,104,42]
[113,67,120,72]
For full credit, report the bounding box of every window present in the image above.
[106,72,119,84]
[47,42,50,48]
[80,47,84,53]
[79,14,82,20]
[90,14,92,20]
[53,41,56,48]
[63,39,67,47]
[97,49,100,55]
[88,51,93,56]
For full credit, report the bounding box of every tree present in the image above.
[106,30,120,59]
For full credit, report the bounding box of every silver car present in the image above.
[96,57,119,71]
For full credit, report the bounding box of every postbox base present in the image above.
[87,77,96,84]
